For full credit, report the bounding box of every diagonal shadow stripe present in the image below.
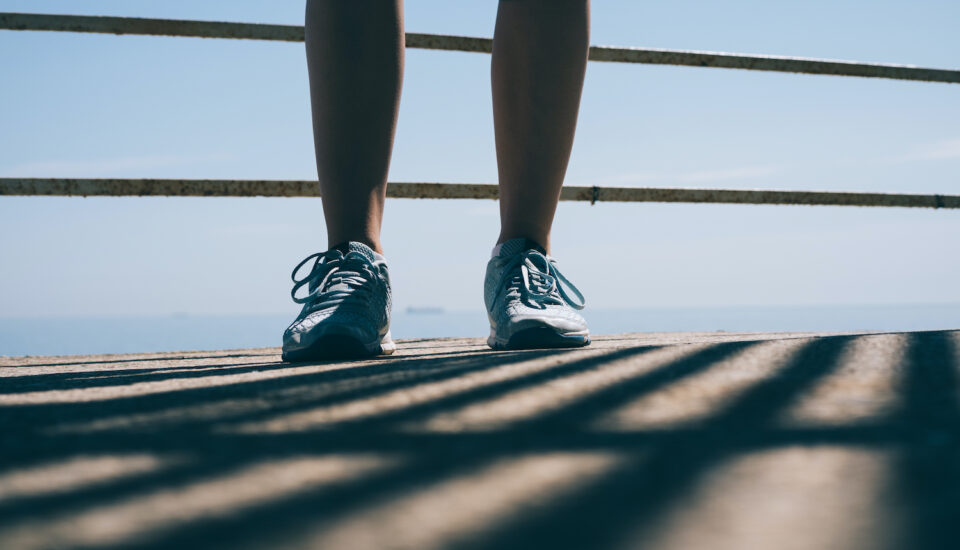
[93,342,766,548]
[121,448,500,550]
[0,346,668,547]
[360,342,754,433]
[0,458,204,529]
[525,340,760,430]
[0,349,567,466]
[6,333,947,550]
[1,346,528,393]
[3,351,277,369]
[894,331,960,549]
[0,361,287,394]
[230,345,664,432]
[467,334,854,550]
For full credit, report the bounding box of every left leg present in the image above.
[492,0,590,252]
[484,0,592,350]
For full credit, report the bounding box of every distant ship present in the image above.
[405,306,445,315]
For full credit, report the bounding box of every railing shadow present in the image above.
[0,331,956,550]
[895,331,960,549]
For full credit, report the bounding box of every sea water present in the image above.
[1,304,958,357]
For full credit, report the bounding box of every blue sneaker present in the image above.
[282,242,395,361]
[483,238,590,350]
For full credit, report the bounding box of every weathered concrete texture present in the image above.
[1,331,958,550]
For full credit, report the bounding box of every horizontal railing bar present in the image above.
[2,12,959,84]
[2,178,957,209]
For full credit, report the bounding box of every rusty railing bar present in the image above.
[2,12,959,84]
[2,178,958,209]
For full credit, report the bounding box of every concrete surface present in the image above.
[1,330,958,549]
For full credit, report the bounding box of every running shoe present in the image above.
[282,242,395,361]
[483,237,590,350]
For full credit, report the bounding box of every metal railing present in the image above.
[2,12,958,209]
[3,178,959,209]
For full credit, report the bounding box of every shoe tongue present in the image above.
[498,237,546,258]
[315,242,372,294]
[331,241,377,262]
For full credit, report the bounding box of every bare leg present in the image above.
[305,0,404,254]
[492,0,590,253]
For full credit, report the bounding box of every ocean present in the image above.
[2,304,958,357]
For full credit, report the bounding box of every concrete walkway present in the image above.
[1,330,958,549]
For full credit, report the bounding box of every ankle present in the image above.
[496,232,550,254]
[327,236,383,255]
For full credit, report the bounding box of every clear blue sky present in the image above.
[1,0,958,318]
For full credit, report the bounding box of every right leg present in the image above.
[283,0,403,361]
[305,0,404,254]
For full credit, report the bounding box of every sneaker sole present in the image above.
[282,332,395,362]
[488,327,590,351]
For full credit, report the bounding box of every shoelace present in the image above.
[502,250,585,310]
[290,250,377,311]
